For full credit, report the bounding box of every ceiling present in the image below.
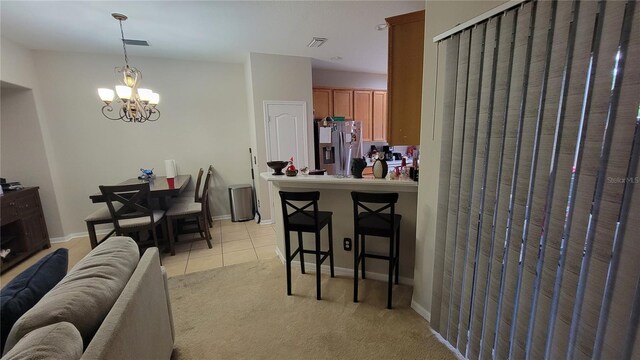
[0,1,425,74]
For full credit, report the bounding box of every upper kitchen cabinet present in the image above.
[332,89,353,120]
[372,91,388,142]
[354,90,373,141]
[313,88,332,119]
[386,10,424,145]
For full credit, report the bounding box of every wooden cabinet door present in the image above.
[22,213,48,249]
[372,91,388,142]
[386,10,424,145]
[332,90,353,119]
[353,90,373,141]
[313,88,332,119]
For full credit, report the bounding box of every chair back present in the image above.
[279,191,320,229]
[199,165,214,203]
[193,168,204,202]
[99,183,153,233]
[351,191,399,229]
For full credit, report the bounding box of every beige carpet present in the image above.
[168,258,455,359]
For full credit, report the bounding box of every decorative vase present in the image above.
[285,169,298,177]
[351,158,367,178]
[372,159,388,179]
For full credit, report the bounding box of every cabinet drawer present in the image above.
[1,201,20,225]
[17,191,40,216]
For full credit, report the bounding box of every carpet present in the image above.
[168,258,456,359]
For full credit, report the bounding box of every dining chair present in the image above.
[166,186,213,255]
[174,167,204,203]
[99,183,167,251]
[84,204,120,249]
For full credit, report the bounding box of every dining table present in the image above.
[89,175,191,210]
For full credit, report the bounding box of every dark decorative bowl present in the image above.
[267,161,290,175]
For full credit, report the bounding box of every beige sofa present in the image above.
[1,237,175,360]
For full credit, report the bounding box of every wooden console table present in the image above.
[1,187,50,273]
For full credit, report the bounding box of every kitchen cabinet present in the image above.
[372,91,388,142]
[312,88,332,119]
[354,90,373,141]
[1,187,50,273]
[332,89,353,120]
[386,10,424,145]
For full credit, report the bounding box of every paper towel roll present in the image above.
[165,160,177,178]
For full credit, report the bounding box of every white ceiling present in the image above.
[0,1,425,74]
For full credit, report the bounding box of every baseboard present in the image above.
[430,328,465,360]
[50,228,114,244]
[411,299,431,322]
[212,214,231,221]
[274,247,414,286]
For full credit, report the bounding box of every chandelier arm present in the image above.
[147,108,161,122]
[101,105,126,121]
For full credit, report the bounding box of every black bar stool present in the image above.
[279,191,335,300]
[351,191,401,309]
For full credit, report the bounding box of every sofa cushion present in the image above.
[3,237,139,354]
[1,322,82,360]
[0,249,68,353]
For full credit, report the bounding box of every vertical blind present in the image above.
[431,0,640,359]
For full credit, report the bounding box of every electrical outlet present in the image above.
[343,238,352,251]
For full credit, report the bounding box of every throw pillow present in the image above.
[0,248,68,353]
[1,322,82,360]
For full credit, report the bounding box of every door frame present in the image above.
[263,100,309,221]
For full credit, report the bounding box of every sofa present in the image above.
[1,237,175,360]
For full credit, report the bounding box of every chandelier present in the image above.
[98,13,160,123]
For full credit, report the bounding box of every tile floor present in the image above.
[0,220,278,285]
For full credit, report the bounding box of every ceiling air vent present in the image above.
[307,37,328,48]
[123,39,150,46]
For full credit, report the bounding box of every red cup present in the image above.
[167,177,175,188]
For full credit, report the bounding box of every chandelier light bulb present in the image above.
[138,88,153,102]
[115,85,132,100]
[98,88,115,103]
[149,92,160,105]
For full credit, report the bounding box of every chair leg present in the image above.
[203,215,213,249]
[151,225,161,266]
[167,217,176,255]
[196,216,206,240]
[395,226,401,285]
[284,230,292,296]
[297,231,305,274]
[315,230,321,300]
[328,220,335,278]
[361,234,366,279]
[354,231,359,303]
[87,222,98,249]
[387,232,395,309]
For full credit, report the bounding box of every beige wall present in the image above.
[413,0,507,319]
[312,69,387,90]
[246,53,314,222]
[1,41,252,237]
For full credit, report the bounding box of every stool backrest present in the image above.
[279,191,320,228]
[351,191,399,228]
[193,168,204,202]
[99,183,153,233]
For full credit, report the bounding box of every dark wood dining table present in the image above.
[89,175,191,209]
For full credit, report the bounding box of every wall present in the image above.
[246,52,314,222]
[1,45,251,237]
[413,0,507,319]
[312,69,387,90]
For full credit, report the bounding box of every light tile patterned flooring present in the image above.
[0,220,278,285]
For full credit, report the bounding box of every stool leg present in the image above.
[297,231,305,274]
[395,226,401,285]
[284,230,293,296]
[354,230,359,303]
[315,230,321,300]
[361,235,366,279]
[387,231,394,309]
[87,222,98,249]
[328,219,335,278]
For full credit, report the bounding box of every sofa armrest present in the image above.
[160,266,175,342]
[82,248,174,360]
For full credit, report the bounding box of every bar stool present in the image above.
[351,191,401,309]
[279,191,335,300]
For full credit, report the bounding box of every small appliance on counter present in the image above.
[313,118,363,177]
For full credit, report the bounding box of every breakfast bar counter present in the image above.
[261,172,418,284]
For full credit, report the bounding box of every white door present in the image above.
[264,101,309,220]
[264,101,309,168]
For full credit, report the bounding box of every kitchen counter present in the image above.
[262,171,418,284]
[260,172,418,192]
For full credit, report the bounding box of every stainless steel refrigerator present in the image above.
[314,119,363,176]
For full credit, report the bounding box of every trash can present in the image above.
[228,184,255,222]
